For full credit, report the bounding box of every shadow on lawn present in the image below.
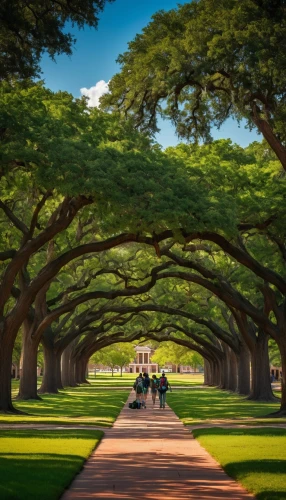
[0,454,85,500]
[11,387,130,423]
[0,429,103,500]
[193,428,286,500]
[225,460,286,500]
[169,388,281,421]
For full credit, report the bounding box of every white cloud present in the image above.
[80,80,110,107]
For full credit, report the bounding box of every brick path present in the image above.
[62,391,254,500]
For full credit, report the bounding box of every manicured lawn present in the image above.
[87,372,204,387]
[167,388,285,424]
[0,429,103,500]
[2,383,130,426]
[193,427,286,500]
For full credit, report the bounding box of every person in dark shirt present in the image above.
[142,372,150,408]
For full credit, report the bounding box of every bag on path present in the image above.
[129,400,138,409]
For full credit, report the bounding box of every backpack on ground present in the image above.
[129,400,138,409]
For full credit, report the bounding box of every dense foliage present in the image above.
[102,0,286,170]
[0,0,114,79]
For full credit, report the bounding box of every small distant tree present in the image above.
[90,351,104,377]
[151,342,203,372]
[269,339,281,368]
[91,343,135,376]
[180,352,203,373]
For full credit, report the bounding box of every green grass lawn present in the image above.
[0,428,103,500]
[2,382,130,426]
[4,373,203,425]
[193,427,286,500]
[87,372,204,387]
[167,387,286,424]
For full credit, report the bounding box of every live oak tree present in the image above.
[33,258,173,393]
[0,0,114,80]
[56,139,285,405]
[2,81,217,412]
[102,0,286,171]
[1,77,285,418]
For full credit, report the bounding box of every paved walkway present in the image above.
[62,392,254,500]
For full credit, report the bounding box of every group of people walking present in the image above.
[133,372,171,409]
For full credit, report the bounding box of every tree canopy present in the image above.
[102,0,286,171]
[1,74,286,415]
[0,0,114,80]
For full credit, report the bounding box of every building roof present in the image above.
[135,346,152,352]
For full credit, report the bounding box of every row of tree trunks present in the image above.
[203,337,276,403]
[10,322,278,408]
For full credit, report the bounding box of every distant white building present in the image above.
[126,346,158,374]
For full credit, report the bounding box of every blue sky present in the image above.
[40,0,260,149]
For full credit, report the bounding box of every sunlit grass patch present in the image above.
[2,384,130,426]
[193,427,286,500]
[87,372,204,387]
[167,388,284,424]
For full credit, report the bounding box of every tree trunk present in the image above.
[56,352,64,390]
[61,344,78,387]
[220,355,229,390]
[237,341,251,396]
[267,338,286,416]
[120,366,123,376]
[206,360,216,385]
[38,341,59,394]
[74,357,89,384]
[0,331,19,412]
[227,349,238,392]
[278,340,286,414]
[61,346,70,387]
[204,359,211,385]
[251,111,286,172]
[248,331,276,401]
[17,321,40,400]
[68,357,77,387]
[213,360,221,386]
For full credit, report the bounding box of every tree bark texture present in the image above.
[17,320,40,400]
[236,341,251,395]
[61,344,73,387]
[248,331,276,401]
[74,357,89,384]
[38,341,59,394]
[204,359,211,385]
[0,329,18,412]
[226,348,238,392]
